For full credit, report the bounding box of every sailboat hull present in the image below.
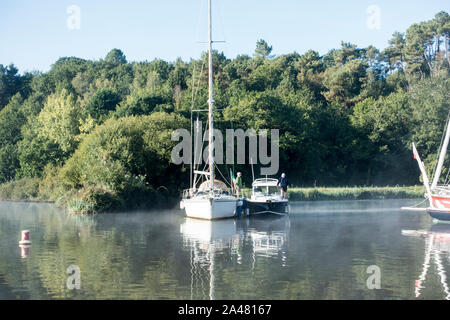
[183,197,238,220]
[431,195,450,209]
[427,208,450,221]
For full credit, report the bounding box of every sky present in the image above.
[0,0,449,73]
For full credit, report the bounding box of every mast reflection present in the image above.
[180,216,290,300]
[402,224,450,300]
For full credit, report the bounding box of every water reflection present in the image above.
[180,216,290,300]
[3,200,450,299]
[402,224,450,300]
[19,245,31,259]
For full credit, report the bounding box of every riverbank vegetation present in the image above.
[0,12,449,213]
[236,185,424,201]
[286,186,425,201]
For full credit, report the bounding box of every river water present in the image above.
[0,199,448,300]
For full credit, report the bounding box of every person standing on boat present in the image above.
[278,173,289,199]
[234,172,243,198]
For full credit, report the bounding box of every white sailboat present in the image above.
[180,0,240,220]
[411,112,450,221]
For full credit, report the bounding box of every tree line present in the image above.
[0,12,449,209]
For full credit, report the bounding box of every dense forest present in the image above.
[0,12,449,212]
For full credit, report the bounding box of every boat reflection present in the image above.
[402,224,450,300]
[180,216,290,300]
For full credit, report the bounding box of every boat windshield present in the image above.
[268,186,281,195]
[253,185,281,196]
[253,186,264,194]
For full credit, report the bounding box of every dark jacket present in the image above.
[278,177,289,188]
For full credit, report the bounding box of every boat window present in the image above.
[268,186,280,195]
[253,187,263,193]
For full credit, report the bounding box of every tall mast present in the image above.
[208,0,215,194]
[432,118,450,189]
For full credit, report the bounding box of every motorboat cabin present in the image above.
[246,178,289,216]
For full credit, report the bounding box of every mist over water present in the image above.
[0,199,448,300]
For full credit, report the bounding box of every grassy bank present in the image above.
[0,178,177,215]
[285,186,425,201]
[0,178,44,202]
[240,185,425,201]
[1,179,425,214]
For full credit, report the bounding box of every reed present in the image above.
[285,186,425,201]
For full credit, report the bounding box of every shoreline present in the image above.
[1,185,425,210]
[241,185,425,202]
[0,197,422,206]
[287,186,425,201]
[0,199,55,204]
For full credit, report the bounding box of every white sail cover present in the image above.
[198,180,229,192]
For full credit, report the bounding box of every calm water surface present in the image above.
[0,199,448,300]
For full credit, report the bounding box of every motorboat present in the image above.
[245,178,289,216]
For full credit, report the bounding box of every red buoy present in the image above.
[19,230,32,245]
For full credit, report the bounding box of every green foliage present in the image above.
[403,11,450,78]
[351,91,416,184]
[60,112,189,194]
[66,186,123,215]
[85,88,121,120]
[0,94,32,182]
[352,91,412,148]
[105,49,127,65]
[0,12,449,211]
[410,75,450,157]
[0,93,25,147]
[37,89,81,153]
[131,59,172,90]
[54,112,188,213]
[296,50,325,97]
[49,57,89,94]
[17,90,81,178]
[382,32,406,72]
[322,59,368,106]
[0,64,32,110]
[0,144,19,182]
[0,178,40,200]
[115,88,171,117]
[17,134,64,178]
[254,39,273,59]
[246,62,282,91]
